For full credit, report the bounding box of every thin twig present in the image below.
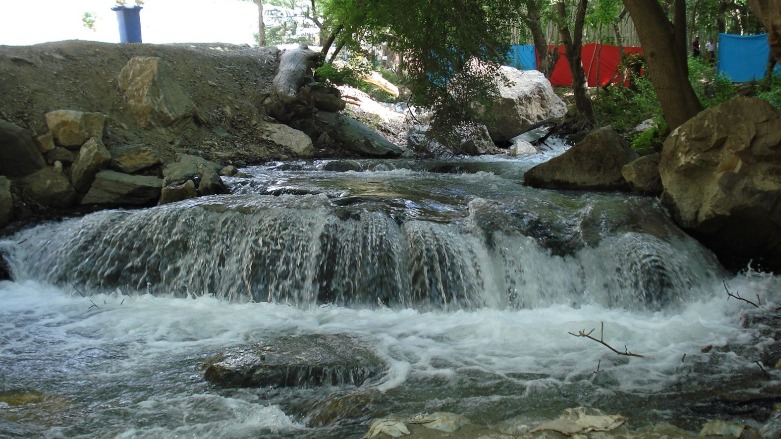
[724,281,759,307]
[756,361,771,379]
[72,283,86,298]
[88,299,99,311]
[569,322,645,358]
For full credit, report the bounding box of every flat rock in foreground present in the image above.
[203,334,386,388]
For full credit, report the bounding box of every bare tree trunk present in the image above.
[623,0,703,130]
[749,0,781,63]
[327,41,346,63]
[520,1,554,77]
[320,25,344,61]
[253,0,266,47]
[557,0,595,128]
[673,0,688,70]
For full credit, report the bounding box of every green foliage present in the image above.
[595,52,742,154]
[630,117,668,155]
[314,58,371,87]
[82,12,97,32]
[320,0,519,129]
[593,54,660,133]
[757,75,781,109]
[315,61,400,103]
[687,57,736,108]
[585,0,622,29]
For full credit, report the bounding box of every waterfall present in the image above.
[4,188,721,311]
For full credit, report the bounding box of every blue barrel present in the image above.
[112,6,143,43]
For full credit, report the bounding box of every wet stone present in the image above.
[202,334,386,388]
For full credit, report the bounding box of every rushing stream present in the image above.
[1,142,780,438]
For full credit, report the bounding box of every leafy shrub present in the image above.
[314,58,372,87]
[687,57,736,108]
[316,61,402,103]
[758,74,781,109]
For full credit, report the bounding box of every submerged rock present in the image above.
[0,176,12,227]
[203,334,386,388]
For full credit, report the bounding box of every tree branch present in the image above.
[569,322,645,358]
[723,281,760,307]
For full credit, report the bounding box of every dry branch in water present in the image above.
[569,322,645,358]
[723,281,760,307]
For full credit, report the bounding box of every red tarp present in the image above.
[543,44,643,87]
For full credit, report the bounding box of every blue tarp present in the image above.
[718,33,771,82]
[506,45,537,70]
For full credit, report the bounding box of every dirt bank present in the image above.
[0,40,297,166]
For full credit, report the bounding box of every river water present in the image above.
[1,143,779,438]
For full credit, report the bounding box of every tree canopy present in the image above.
[270,0,774,134]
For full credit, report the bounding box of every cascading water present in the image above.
[1,147,779,438]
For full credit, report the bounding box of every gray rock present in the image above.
[159,179,198,205]
[453,124,497,156]
[203,334,386,388]
[315,112,402,158]
[72,137,111,191]
[660,97,781,272]
[323,160,362,172]
[509,138,539,156]
[622,153,662,195]
[0,119,46,178]
[17,167,77,208]
[308,83,346,112]
[35,132,55,154]
[259,122,315,158]
[44,110,106,148]
[0,176,12,227]
[219,165,239,176]
[163,154,226,196]
[118,56,196,127]
[81,170,162,206]
[477,67,567,143]
[109,144,163,174]
[524,126,638,191]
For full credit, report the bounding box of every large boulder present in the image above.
[258,122,315,158]
[477,67,567,144]
[44,110,106,149]
[524,126,638,191]
[81,170,162,206]
[659,97,781,272]
[0,119,46,178]
[71,137,111,191]
[17,167,78,208]
[118,57,197,128]
[749,0,781,62]
[203,334,386,388]
[0,176,12,227]
[314,112,403,157]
